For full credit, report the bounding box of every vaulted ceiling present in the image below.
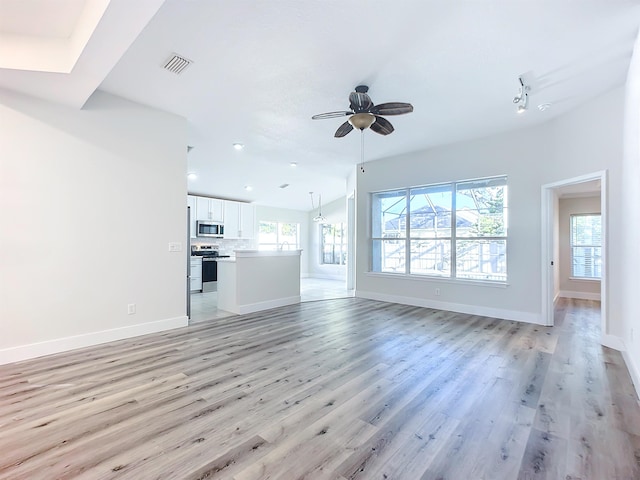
[1,0,638,209]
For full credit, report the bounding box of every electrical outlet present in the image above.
[127,304,136,315]
[435,288,441,296]
[168,242,182,252]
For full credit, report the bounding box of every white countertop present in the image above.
[233,249,302,258]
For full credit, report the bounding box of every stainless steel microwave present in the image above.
[196,221,224,238]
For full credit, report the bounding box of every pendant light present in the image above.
[309,192,327,223]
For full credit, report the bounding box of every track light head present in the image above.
[513,75,531,113]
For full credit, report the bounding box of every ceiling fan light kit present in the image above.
[349,113,376,130]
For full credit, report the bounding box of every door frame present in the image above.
[540,170,608,341]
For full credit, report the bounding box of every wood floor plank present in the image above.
[0,297,638,480]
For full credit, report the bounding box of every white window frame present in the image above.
[570,213,601,280]
[257,221,300,251]
[370,175,508,283]
[321,223,347,265]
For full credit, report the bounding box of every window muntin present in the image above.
[570,214,601,279]
[371,176,507,282]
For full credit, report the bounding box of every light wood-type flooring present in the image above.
[1,297,638,479]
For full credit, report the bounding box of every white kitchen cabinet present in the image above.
[195,196,224,222]
[239,202,255,239]
[223,201,255,239]
[223,201,240,238]
[187,195,197,238]
[190,256,202,292]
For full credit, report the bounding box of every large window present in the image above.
[570,214,601,279]
[371,176,507,282]
[258,221,300,250]
[321,223,347,265]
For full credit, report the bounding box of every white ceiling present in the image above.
[1,0,638,210]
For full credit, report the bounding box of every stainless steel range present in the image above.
[190,245,230,288]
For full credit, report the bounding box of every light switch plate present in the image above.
[168,242,182,252]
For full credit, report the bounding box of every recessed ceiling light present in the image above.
[233,143,244,150]
[290,162,297,167]
[187,172,197,180]
[244,185,253,191]
[538,103,552,111]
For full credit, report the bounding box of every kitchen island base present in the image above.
[217,250,302,315]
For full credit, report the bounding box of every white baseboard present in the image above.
[233,295,301,315]
[601,335,639,400]
[307,273,346,281]
[559,290,601,301]
[622,346,640,400]
[0,316,189,366]
[601,334,625,351]
[355,290,543,325]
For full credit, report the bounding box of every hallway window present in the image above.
[570,214,601,279]
[321,223,347,265]
[371,176,507,282]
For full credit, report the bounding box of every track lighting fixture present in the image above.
[513,76,531,114]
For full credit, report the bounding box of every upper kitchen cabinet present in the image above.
[239,203,255,239]
[224,201,255,239]
[195,196,224,222]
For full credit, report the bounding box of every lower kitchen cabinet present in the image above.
[190,257,202,292]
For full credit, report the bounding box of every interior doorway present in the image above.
[541,171,608,342]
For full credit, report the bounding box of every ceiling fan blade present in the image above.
[349,91,373,113]
[311,110,353,120]
[370,102,414,115]
[334,120,354,138]
[370,116,394,135]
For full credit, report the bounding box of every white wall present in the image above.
[254,205,310,276]
[621,30,640,395]
[308,196,347,281]
[558,196,601,300]
[0,90,188,363]
[356,86,624,327]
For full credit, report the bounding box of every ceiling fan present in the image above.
[312,85,413,137]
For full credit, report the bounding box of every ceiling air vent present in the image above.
[163,53,193,75]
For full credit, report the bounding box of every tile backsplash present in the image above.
[191,238,255,256]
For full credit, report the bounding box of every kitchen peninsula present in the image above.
[216,250,302,314]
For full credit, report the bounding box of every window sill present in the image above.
[569,277,601,282]
[365,271,509,288]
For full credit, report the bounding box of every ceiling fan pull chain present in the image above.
[360,130,365,173]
